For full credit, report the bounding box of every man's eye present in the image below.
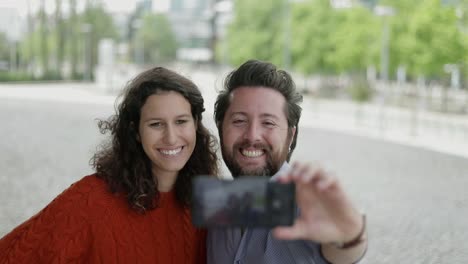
[263,121,276,127]
[232,119,246,125]
[176,119,188,125]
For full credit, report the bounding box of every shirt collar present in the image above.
[271,162,290,181]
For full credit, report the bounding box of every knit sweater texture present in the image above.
[0,174,207,264]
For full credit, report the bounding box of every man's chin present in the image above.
[224,154,274,177]
[232,164,270,177]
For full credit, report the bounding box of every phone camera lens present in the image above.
[272,199,282,209]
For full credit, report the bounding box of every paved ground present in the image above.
[1,85,468,263]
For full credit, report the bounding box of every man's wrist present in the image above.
[332,214,366,249]
[321,214,368,264]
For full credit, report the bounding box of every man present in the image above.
[208,60,367,263]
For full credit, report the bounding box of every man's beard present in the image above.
[221,139,290,178]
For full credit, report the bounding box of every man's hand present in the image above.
[273,162,363,244]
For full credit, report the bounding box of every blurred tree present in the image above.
[290,0,340,74]
[327,6,380,74]
[402,0,465,77]
[0,32,9,62]
[55,0,65,77]
[19,30,38,64]
[456,0,468,86]
[39,0,49,74]
[81,3,118,78]
[459,0,468,31]
[226,0,284,66]
[135,13,178,63]
[25,0,34,74]
[69,0,79,79]
[18,1,117,80]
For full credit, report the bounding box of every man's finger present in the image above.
[316,174,337,192]
[272,224,305,240]
[276,171,293,183]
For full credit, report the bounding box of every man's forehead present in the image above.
[227,86,287,118]
[229,86,285,102]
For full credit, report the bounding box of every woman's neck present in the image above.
[153,168,178,192]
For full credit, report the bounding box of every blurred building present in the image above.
[0,7,24,42]
[0,7,25,71]
[167,0,213,62]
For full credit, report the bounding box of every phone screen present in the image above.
[192,176,295,228]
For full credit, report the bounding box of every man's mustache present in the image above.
[234,140,271,151]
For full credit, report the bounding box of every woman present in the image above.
[0,67,219,263]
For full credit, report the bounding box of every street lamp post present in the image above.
[81,23,92,81]
[9,41,17,72]
[283,0,291,70]
[283,0,307,70]
[132,19,143,65]
[375,5,395,82]
[374,5,394,135]
[213,0,233,66]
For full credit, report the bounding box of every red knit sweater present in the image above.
[0,174,207,264]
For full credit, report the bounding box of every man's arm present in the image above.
[321,215,367,264]
[273,162,368,264]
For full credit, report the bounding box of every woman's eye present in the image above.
[150,122,162,127]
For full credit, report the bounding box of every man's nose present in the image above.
[243,122,262,142]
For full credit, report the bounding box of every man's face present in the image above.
[220,87,296,177]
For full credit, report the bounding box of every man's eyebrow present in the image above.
[229,112,248,117]
[260,113,279,120]
[229,112,280,120]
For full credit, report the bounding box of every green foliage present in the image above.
[82,5,119,70]
[0,32,9,61]
[0,72,35,82]
[17,1,118,80]
[0,71,64,82]
[327,7,380,73]
[225,0,468,81]
[405,0,464,77]
[135,13,178,63]
[226,0,285,66]
[347,75,373,103]
[291,0,339,74]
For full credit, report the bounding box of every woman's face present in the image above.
[138,91,196,185]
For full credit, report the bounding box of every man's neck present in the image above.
[270,162,290,181]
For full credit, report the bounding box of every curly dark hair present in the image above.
[214,59,303,161]
[91,67,219,212]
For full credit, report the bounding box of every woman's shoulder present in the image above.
[50,174,108,208]
[67,173,107,193]
[55,174,128,217]
[0,174,109,262]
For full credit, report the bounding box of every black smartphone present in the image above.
[191,176,296,228]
